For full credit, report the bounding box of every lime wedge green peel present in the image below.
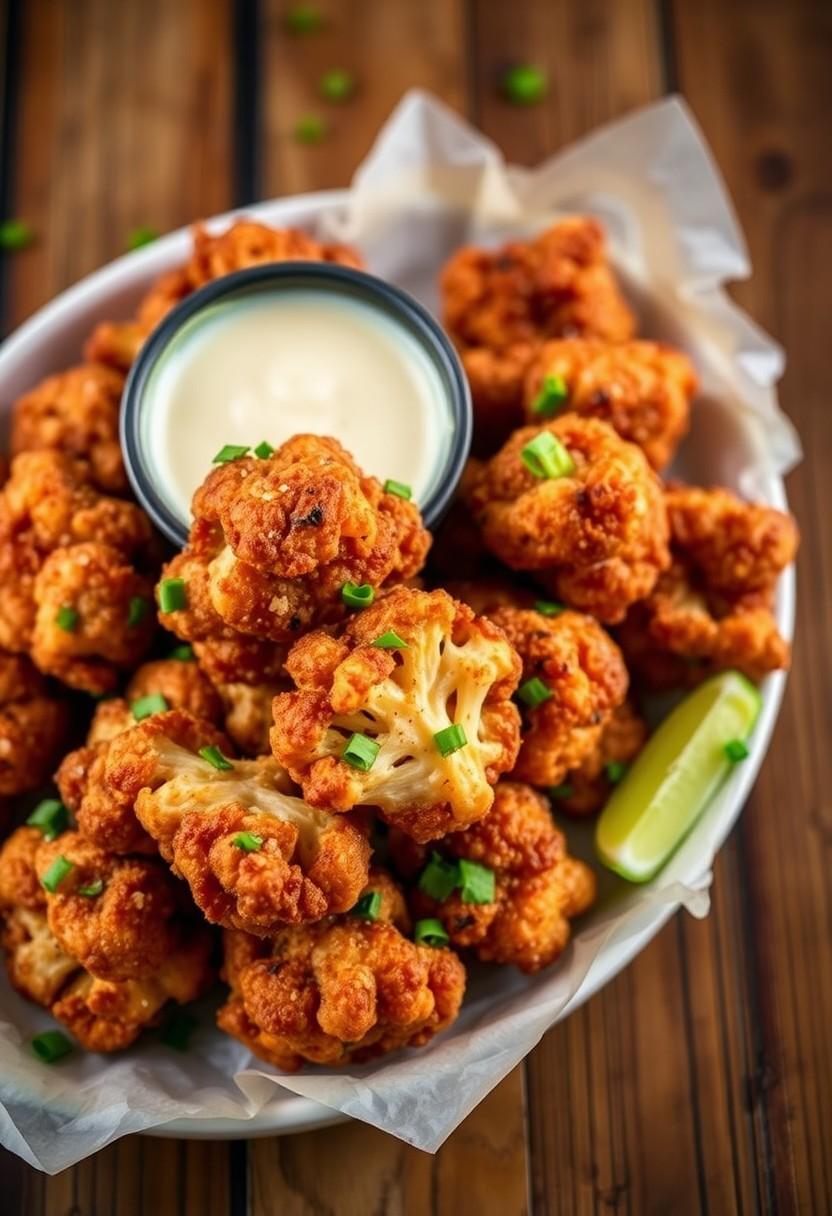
[595,671,762,883]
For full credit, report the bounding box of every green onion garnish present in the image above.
[160,1009,198,1052]
[131,693,169,721]
[724,739,750,763]
[418,854,460,902]
[158,578,187,613]
[531,373,569,417]
[294,115,328,144]
[127,596,150,628]
[604,761,628,785]
[0,219,34,251]
[549,783,574,800]
[341,582,374,609]
[212,444,250,464]
[534,600,565,617]
[55,605,79,632]
[127,225,159,250]
[320,69,356,102]
[414,918,450,948]
[26,799,69,842]
[351,890,382,920]
[371,630,409,650]
[254,440,274,459]
[502,64,547,106]
[342,733,380,772]
[434,724,467,758]
[41,856,74,894]
[199,745,233,771]
[284,4,322,33]
[234,832,263,852]
[78,878,104,898]
[383,479,412,501]
[518,677,553,708]
[169,644,194,661]
[459,859,496,905]
[521,431,575,480]
[30,1030,73,1063]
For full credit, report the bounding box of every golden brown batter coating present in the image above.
[159,434,430,645]
[126,657,224,724]
[552,699,648,816]
[217,870,465,1069]
[271,586,522,841]
[10,364,127,494]
[0,650,68,795]
[466,416,670,623]
[522,338,697,471]
[488,606,629,788]
[84,269,192,373]
[461,342,539,455]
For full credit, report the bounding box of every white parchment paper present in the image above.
[0,92,802,1171]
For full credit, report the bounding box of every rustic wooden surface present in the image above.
[0,0,829,1212]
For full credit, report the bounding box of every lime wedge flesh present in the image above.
[595,671,762,883]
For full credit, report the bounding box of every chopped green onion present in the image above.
[41,856,74,894]
[30,1030,73,1063]
[518,677,553,708]
[284,4,322,33]
[383,479,412,501]
[199,745,233,771]
[502,64,547,106]
[158,578,187,613]
[459,859,496,905]
[724,739,750,763]
[418,854,461,902]
[434,724,467,758]
[604,761,628,785]
[320,69,356,102]
[351,890,382,920]
[55,605,79,632]
[160,1009,198,1052]
[127,225,159,250]
[127,596,150,628]
[342,732,380,772]
[341,582,374,609]
[234,832,263,853]
[549,783,574,800]
[131,693,169,721]
[294,115,328,144]
[26,799,69,842]
[414,918,450,947]
[534,600,565,617]
[78,878,104,898]
[521,431,576,480]
[168,644,194,661]
[212,444,250,464]
[371,630,409,650]
[0,219,34,251]
[254,440,274,459]
[531,373,569,417]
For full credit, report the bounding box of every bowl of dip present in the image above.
[120,261,471,545]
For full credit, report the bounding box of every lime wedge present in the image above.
[595,671,762,883]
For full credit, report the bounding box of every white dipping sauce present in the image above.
[144,288,455,524]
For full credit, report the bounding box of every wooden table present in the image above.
[0,1,828,1212]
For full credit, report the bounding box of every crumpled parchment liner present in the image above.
[0,91,801,1171]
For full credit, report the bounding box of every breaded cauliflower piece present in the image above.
[126,656,224,723]
[85,269,192,372]
[0,826,49,911]
[216,869,465,1069]
[396,782,596,973]
[10,363,127,493]
[487,606,629,787]
[522,338,697,471]
[466,416,670,623]
[0,650,68,795]
[91,710,370,933]
[217,680,286,756]
[160,435,430,645]
[461,342,539,455]
[271,586,522,841]
[618,485,799,687]
[551,699,648,816]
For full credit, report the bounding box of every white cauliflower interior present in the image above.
[7,908,79,1004]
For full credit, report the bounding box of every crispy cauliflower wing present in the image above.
[487,605,628,787]
[271,587,522,841]
[10,363,128,493]
[217,869,464,1069]
[2,907,79,1007]
[85,269,192,373]
[126,656,224,724]
[0,650,68,795]
[461,342,539,455]
[466,415,670,623]
[0,826,49,911]
[552,699,648,816]
[522,338,697,471]
[217,679,287,756]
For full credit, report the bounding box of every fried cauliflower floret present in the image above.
[553,699,647,816]
[161,435,430,645]
[487,606,628,787]
[2,907,80,1007]
[461,342,539,455]
[10,363,128,493]
[398,782,596,973]
[0,827,48,911]
[218,680,286,756]
[271,587,522,841]
[618,485,799,687]
[126,657,224,723]
[523,338,697,470]
[217,869,464,1069]
[84,269,192,372]
[467,416,670,623]
[0,650,68,794]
